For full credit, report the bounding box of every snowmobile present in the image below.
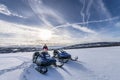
[53,49,78,63]
[32,51,64,74]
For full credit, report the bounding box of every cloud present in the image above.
[115,22,120,27]
[0,19,119,46]
[78,0,112,25]
[54,16,119,30]
[0,20,75,46]
[98,0,111,18]
[0,20,41,46]
[72,24,96,34]
[53,23,96,34]
[0,0,119,46]
[75,16,119,24]
[28,0,65,27]
[0,3,26,18]
[28,0,97,35]
[0,3,11,16]
[29,0,116,37]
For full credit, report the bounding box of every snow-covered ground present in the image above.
[0,46,120,80]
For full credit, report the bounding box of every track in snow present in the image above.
[0,61,31,76]
[20,61,109,80]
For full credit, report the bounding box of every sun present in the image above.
[39,29,53,40]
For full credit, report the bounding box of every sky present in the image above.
[0,0,120,46]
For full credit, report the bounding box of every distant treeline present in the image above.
[0,47,41,53]
[61,42,120,49]
[0,42,120,53]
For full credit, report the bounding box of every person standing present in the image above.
[42,44,48,51]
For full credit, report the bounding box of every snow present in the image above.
[0,46,120,80]
[0,58,23,70]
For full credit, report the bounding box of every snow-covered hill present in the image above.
[0,46,120,80]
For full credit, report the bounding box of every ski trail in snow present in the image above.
[20,64,35,80]
[0,61,31,76]
[20,64,66,80]
[20,61,109,80]
[64,61,109,80]
[78,61,109,80]
[82,68,109,80]
[79,63,110,80]
[59,67,72,76]
[0,56,31,62]
[15,56,31,62]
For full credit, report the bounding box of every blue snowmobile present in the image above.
[32,51,64,74]
[53,50,78,63]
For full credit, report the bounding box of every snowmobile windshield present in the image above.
[45,54,50,59]
[60,50,66,53]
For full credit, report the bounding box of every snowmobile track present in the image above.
[0,61,31,76]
